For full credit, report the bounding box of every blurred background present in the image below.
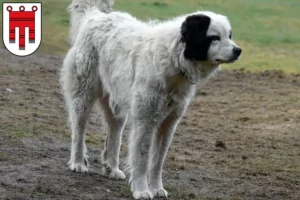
[1,0,300,73]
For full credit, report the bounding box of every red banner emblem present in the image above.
[2,3,42,56]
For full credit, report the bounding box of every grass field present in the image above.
[1,0,300,73]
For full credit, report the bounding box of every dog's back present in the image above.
[68,0,114,45]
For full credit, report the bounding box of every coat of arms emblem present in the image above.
[2,3,42,56]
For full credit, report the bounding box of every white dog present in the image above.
[60,0,242,199]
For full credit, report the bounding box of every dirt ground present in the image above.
[1,47,300,200]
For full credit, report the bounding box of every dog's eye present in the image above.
[211,36,220,41]
[229,31,232,39]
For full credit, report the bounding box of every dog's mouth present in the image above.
[216,56,239,64]
[215,59,233,64]
[216,59,225,63]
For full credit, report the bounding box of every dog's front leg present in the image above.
[148,108,184,198]
[128,91,165,200]
[129,123,155,199]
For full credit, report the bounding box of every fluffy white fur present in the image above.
[60,0,241,199]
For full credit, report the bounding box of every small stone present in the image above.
[215,141,226,149]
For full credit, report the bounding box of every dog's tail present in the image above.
[68,0,114,45]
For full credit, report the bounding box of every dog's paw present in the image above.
[69,156,89,173]
[108,168,126,180]
[69,162,88,173]
[150,188,168,198]
[132,190,153,200]
[101,163,126,180]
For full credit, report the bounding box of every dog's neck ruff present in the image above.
[178,70,197,85]
[177,59,220,86]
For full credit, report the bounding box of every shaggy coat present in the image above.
[60,0,241,199]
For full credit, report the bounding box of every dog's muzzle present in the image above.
[230,47,242,61]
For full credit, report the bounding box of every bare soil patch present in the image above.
[1,48,300,200]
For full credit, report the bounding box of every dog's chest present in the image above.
[166,75,194,108]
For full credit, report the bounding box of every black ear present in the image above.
[181,14,211,61]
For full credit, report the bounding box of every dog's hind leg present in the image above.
[68,92,96,173]
[99,96,127,180]
[148,108,184,198]
[61,48,98,173]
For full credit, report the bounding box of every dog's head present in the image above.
[181,11,241,64]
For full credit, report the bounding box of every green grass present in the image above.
[1,0,300,72]
[115,185,131,197]
[0,152,7,161]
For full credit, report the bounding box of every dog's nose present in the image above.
[233,47,242,57]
